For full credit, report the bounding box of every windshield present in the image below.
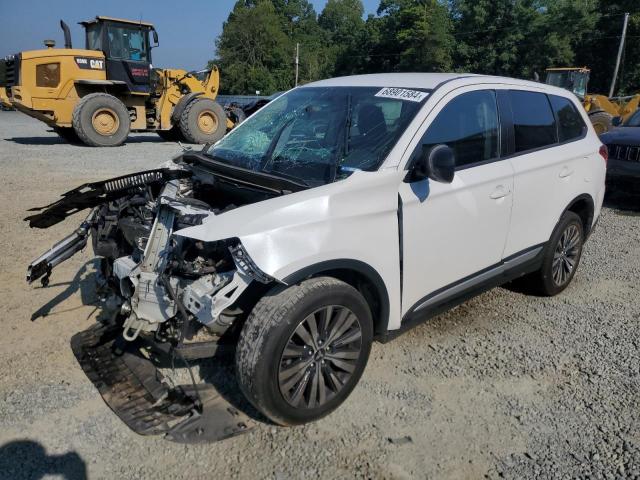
[107,25,148,62]
[206,86,428,186]
[625,110,640,127]
[545,71,588,98]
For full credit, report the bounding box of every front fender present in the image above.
[174,169,405,329]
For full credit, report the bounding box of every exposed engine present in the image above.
[26,161,277,347]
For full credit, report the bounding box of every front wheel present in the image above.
[179,98,226,144]
[235,277,373,426]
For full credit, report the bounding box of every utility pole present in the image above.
[609,12,630,98]
[294,43,300,87]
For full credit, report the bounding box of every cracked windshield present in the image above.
[206,87,428,186]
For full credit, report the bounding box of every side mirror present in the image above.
[407,144,455,183]
[612,116,623,127]
[151,29,159,48]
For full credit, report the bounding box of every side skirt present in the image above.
[377,244,545,343]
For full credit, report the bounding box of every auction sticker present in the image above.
[375,87,429,102]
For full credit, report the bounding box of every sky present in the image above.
[0,0,380,70]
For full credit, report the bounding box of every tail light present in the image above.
[599,145,608,165]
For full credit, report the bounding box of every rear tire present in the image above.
[72,93,130,147]
[179,98,226,144]
[235,277,373,426]
[228,106,246,125]
[521,211,584,296]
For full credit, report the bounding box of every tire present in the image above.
[53,126,81,144]
[523,211,584,296]
[235,277,373,426]
[228,106,246,125]
[156,126,184,142]
[72,93,130,147]
[589,110,614,135]
[179,98,226,144]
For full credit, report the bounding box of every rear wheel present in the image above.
[522,211,584,296]
[179,98,226,144]
[235,277,373,426]
[72,93,130,147]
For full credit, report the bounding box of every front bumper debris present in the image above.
[71,322,254,443]
[24,168,190,229]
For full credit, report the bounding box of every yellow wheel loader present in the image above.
[0,17,235,146]
[545,67,640,134]
[0,87,12,110]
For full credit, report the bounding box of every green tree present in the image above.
[371,0,454,73]
[318,0,366,75]
[451,0,598,80]
[573,2,640,95]
[214,1,293,94]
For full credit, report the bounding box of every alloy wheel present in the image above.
[278,305,363,409]
[552,224,581,286]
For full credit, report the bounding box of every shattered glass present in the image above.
[207,86,428,186]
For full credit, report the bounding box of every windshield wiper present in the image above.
[261,116,297,172]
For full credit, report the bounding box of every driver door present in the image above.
[399,88,514,320]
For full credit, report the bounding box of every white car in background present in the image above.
[26,73,606,439]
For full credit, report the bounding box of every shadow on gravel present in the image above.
[6,136,70,146]
[30,260,105,322]
[0,440,87,480]
[5,135,169,146]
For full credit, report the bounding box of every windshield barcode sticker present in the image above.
[375,88,429,103]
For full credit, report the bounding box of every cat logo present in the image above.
[74,57,105,70]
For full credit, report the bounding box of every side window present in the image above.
[509,90,557,152]
[421,90,499,168]
[549,95,587,142]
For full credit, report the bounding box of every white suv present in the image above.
[27,73,606,437]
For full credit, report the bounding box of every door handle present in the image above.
[489,185,510,200]
[559,167,574,178]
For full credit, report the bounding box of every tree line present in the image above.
[213,0,639,97]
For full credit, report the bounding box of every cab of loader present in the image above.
[79,16,158,94]
[544,67,590,99]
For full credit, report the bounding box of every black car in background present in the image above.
[600,110,640,187]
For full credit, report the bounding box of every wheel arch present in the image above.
[281,260,391,337]
[563,193,595,237]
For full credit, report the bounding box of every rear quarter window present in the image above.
[509,90,558,153]
[549,95,587,142]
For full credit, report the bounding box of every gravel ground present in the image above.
[0,111,639,480]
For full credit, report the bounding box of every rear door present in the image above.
[399,87,514,318]
[502,90,590,257]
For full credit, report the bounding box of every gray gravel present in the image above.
[0,111,639,479]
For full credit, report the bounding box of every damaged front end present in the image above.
[25,161,281,442]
